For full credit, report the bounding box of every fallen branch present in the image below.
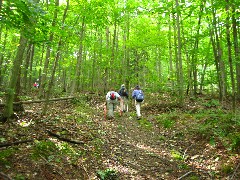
[46,130,84,145]
[0,96,76,106]
[0,140,34,148]
[0,128,85,148]
[230,163,240,180]
[178,171,193,180]
[0,172,12,180]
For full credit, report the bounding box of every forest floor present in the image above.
[0,93,240,180]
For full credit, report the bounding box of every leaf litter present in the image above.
[0,94,240,179]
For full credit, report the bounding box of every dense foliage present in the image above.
[0,0,239,113]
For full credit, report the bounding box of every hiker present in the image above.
[132,85,144,120]
[106,89,123,119]
[118,84,129,112]
[33,82,39,88]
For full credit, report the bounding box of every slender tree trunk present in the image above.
[3,35,27,119]
[111,19,117,85]
[42,0,69,115]
[191,0,205,96]
[175,0,184,105]
[0,29,8,86]
[168,13,174,91]
[70,16,85,95]
[123,11,130,91]
[199,42,211,93]
[28,44,34,92]
[232,6,240,100]
[92,37,96,91]
[225,0,236,112]
[23,44,34,93]
[104,27,110,92]
[39,0,59,99]
[210,1,226,101]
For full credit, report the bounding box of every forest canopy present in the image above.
[0,0,240,116]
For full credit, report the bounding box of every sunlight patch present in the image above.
[17,118,34,127]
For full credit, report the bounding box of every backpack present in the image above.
[120,88,128,96]
[110,92,116,100]
[136,90,144,102]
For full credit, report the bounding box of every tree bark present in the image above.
[232,6,240,100]
[42,0,69,115]
[225,0,236,112]
[39,0,59,99]
[70,16,85,95]
[3,35,27,118]
[175,0,184,105]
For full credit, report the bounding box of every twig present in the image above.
[47,130,84,145]
[0,172,12,180]
[183,144,193,159]
[230,163,240,180]
[178,171,193,180]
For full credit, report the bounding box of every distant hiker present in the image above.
[118,84,129,112]
[132,85,144,120]
[106,89,123,119]
[33,82,39,88]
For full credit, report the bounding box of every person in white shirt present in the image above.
[106,88,123,119]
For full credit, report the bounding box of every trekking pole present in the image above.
[104,103,107,120]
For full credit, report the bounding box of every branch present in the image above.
[0,172,12,180]
[0,96,76,106]
[230,163,240,180]
[0,140,33,148]
[46,130,84,145]
[178,171,193,180]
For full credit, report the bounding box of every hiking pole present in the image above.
[104,103,107,120]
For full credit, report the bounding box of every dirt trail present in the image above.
[95,105,188,180]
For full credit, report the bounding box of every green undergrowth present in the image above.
[156,112,178,129]
[187,109,240,152]
[153,103,240,152]
[138,118,153,130]
[0,148,16,166]
[1,96,106,179]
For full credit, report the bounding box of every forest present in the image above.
[0,0,240,179]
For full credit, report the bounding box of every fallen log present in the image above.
[0,130,85,148]
[46,130,84,145]
[0,139,34,148]
[0,96,75,106]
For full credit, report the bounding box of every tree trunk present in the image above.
[111,19,117,85]
[42,0,69,115]
[225,0,236,112]
[175,0,184,105]
[39,0,59,99]
[23,44,34,93]
[70,16,85,95]
[0,28,8,86]
[3,35,27,119]
[168,12,174,91]
[232,6,240,100]
[209,1,226,101]
[191,1,205,96]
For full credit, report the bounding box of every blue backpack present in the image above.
[136,90,144,102]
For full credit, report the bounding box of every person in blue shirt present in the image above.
[132,85,144,120]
